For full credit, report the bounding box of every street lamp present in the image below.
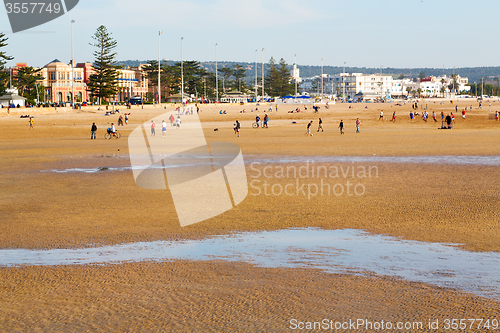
[294,54,297,97]
[343,62,346,102]
[215,43,218,103]
[261,48,265,99]
[255,49,257,102]
[181,37,184,104]
[321,58,324,99]
[71,19,75,108]
[158,31,162,105]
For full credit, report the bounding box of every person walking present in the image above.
[91,122,97,140]
[317,118,324,132]
[29,117,34,129]
[151,120,156,136]
[356,118,361,133]
[176,116,181,128]
[495,111,499,121]
[391,111,396,122]
[162,120,167,137]
[339,120,344,135]
[124,113,129,125]
[263,114,269,128]
[432,111,437,122]
[379,110,384,120]
[234,120,241,137]
[305,120,313,136]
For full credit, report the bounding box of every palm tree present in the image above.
[406,86,412,98]
[417,88,422,98]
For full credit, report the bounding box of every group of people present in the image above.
[151,115,182,137]
[254,114,269,128]
[305,118,360,136]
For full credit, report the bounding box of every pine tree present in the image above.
[87,26,120,104]
[265,57,293,97]
[0,33,14,95]
[14,66,44,103]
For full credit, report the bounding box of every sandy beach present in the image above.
[1,99,499,331]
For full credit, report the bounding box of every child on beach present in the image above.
[495,111,499,121]
[410,111,414,122]
[162,120,167,137]
[356,118,361,133]
[150,120,155,136]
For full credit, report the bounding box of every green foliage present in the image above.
[87,25,120,104]
[14,66,44,102]
[265,57,293,97]
[0,33,14,95]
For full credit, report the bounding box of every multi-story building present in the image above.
[40,59,88,103]
[15,60,149,103]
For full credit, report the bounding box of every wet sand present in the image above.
[1,261,500,332]
[1,99,499,331]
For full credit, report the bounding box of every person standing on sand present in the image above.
[462,109,466,120]
[124,113,129,125]
[162,120,167,137]
[356,118,361,133]
[29,117,34,129]
[234,120,241,137]
[305,121,313,136]
[151,120,156,136]
[169,114,175,126]
[391,112,396,122]
[379,110,384,120]
[317,118,324,132]
[410,111,414,122]
[339,120,344,135]
[495,111,499,121]
[451,113,455,123]
[91,122,97,139]
[432,111,437,122]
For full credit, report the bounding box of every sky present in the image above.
[1,0,500,69]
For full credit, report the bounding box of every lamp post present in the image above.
[215,43,218,103]
[343,62,346,102]
[255,49,257,102]
[294,54,298,97]
[158,31,162,105]
[71,19,75,108]
[181,37,184,105]
[321,58,324,99]
[261,48,264,99]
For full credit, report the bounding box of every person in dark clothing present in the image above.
[445,115,452,129]
[91,122,97,139]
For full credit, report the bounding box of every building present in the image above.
[16,60,149,104]
[40,59,88,103]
